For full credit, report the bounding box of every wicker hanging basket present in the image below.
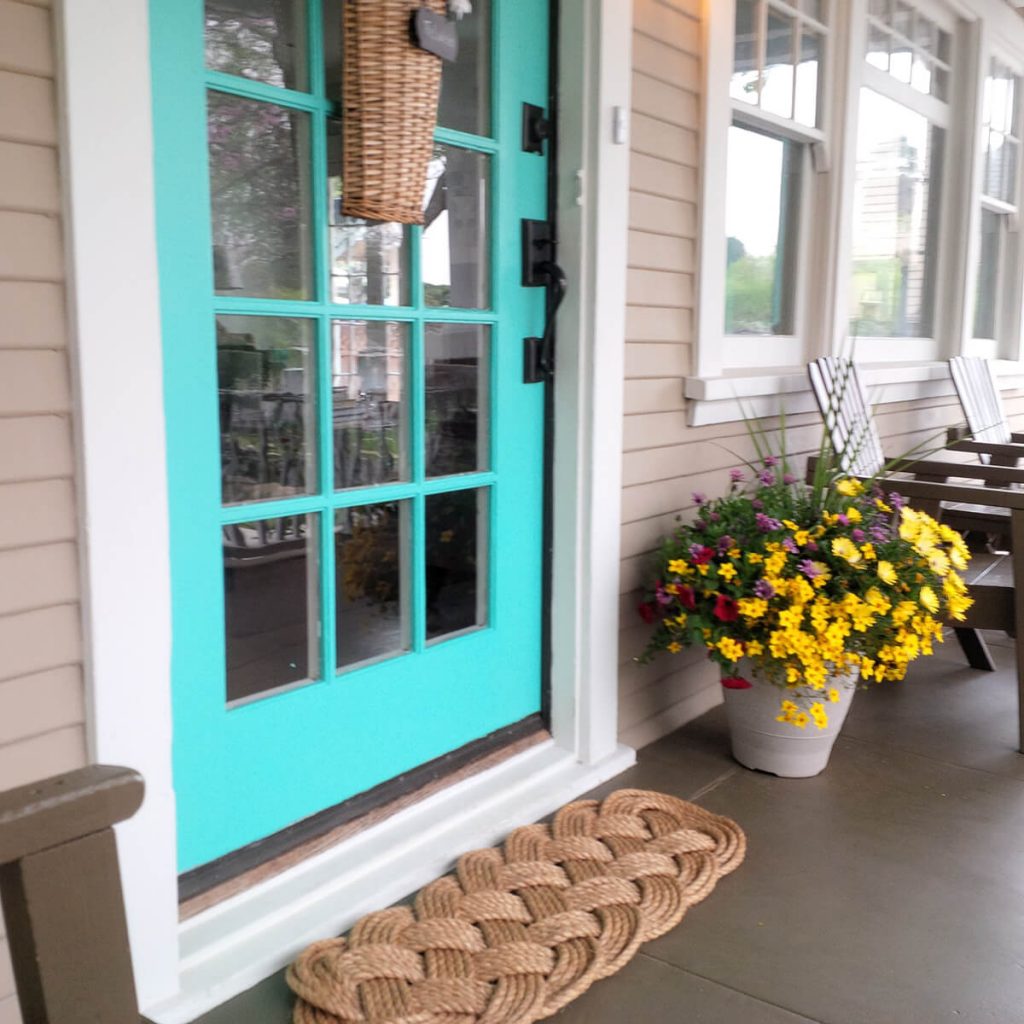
[342,0,446,224]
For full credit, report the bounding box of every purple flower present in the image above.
[717,535,736,552]
[783,537,798,553]
[730,468,745,483]
[805,539,819,552]
[754,579,776,599]
[708,511,721,523]
[852,528,865,543]
[655,585,673,607]
[692,491,708,505]
[755,513,783,532]
[837,514,849,526]
[783,473,797,485]
[764,455,780,467]
[693,519,706,531]
[889,492,905,509]
[798,559,823,580]
[870,524,890,543]
[759,470,776,486]
[752,499,764,511]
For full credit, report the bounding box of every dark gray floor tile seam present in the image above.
[635,952,830,1024]
[837,729,1024,783]
[685,765,741,802]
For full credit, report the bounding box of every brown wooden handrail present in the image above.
[0,765,149,1023]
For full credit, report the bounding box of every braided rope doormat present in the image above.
[288,789,746,1024]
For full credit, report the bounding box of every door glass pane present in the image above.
[224,513,318,703]
[762,12,794,120]
[850,89,943,338]
[423,146,490,309]
[336,502,410,669]
[208,91,313,299]
[973,208,1003,341]
[327,121,410,306]
[333,320,410,489]
[217,315,316,505]
[438,0,491,135]
[205,0,308,91]
[425,323,489,478]
[426,488,488,641]
[724,126,802,336]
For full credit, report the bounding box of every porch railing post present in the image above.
[0,765,146,1024]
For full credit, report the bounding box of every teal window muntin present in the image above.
[207,0,500,694]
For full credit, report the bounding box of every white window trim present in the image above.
[58,0,636,1018]
[691,0,1024,425]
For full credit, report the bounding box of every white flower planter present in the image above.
[721,663,858,778]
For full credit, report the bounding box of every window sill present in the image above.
[684,360,1024,427]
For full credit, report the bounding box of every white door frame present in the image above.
[57,0,634,1016]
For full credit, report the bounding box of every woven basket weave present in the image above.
[342,0,446,224]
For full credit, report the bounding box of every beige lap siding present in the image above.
[618,0,1024,751]
[0,1,86,1020]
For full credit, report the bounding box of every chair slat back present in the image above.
[949,356,1011,446]
[807,356,886,477]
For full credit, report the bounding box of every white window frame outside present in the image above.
[690,0,1024,426]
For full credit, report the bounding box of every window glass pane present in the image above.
[973,208,1003,341]
[426,488,488,641]
[866,21,890,73]
[794,30,821,128]
[333,320,410,490]
[762,12,795,120]
[208,92,313,299]
[336,502,410,669]
[438,0,491,135]
[224,513,318,703]
[205,0,308,91]
[326,121,410,306]
[731,0,760,106]
[910,52,932,96]
[850,89,944,338]
[217,315,316,505]
[725,126,801,336]
[889,33,912,84]
[425,323,489,478]
[422,146,490,310]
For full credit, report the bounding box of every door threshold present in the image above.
[144,740,636,1024]
[179,716,549,917]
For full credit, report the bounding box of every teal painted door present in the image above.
[150,0,550,871]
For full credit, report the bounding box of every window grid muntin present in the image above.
[203,0,499,695]
[864,0,952,102]
[733,0,830,129]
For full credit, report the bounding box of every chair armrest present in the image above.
[944,439,1024,460]
[1012,432,1024,444]
[883,455,1024,486]
[0,765,143,865]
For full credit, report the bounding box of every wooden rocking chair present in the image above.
[807,356,1024,751]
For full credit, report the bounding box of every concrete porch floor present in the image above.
[195,633,1024,1024]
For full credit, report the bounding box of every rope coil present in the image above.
[289,789,746,1024]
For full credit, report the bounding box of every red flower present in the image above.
[713,594,739,622]
[691,546,715,565]
[721,676,752,690]
[638,601,657,624]
[678,585,697,611]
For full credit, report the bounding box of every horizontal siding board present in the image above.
[0,664,83,745]
[630,113,698,166]
[0,281,65,348]
[0,211,62,281]
[0,724,87,790]
[625,304,692,344]
[0,349,69,415]
[629,192,696,239]
[627,230,695,274]
[621,511,682,559]
[629,152,697,202]
[0,604,81,682]
[633,0,700,55]
[0,70,56,145]
[0,479,77,550]
[0,415,73,483]
[623,377,687,415]
[0,541,78,616]
[624,341,689,380]
[626,267,693,308]
[0,938,12,1003]
[0,995,18,1024]
[0,1,52,77]
[0,139,59,214]
[632,32,700,92]
[632,72,699,129]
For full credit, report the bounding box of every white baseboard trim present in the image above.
[144,739,636,1024]
[619,685,723,752]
